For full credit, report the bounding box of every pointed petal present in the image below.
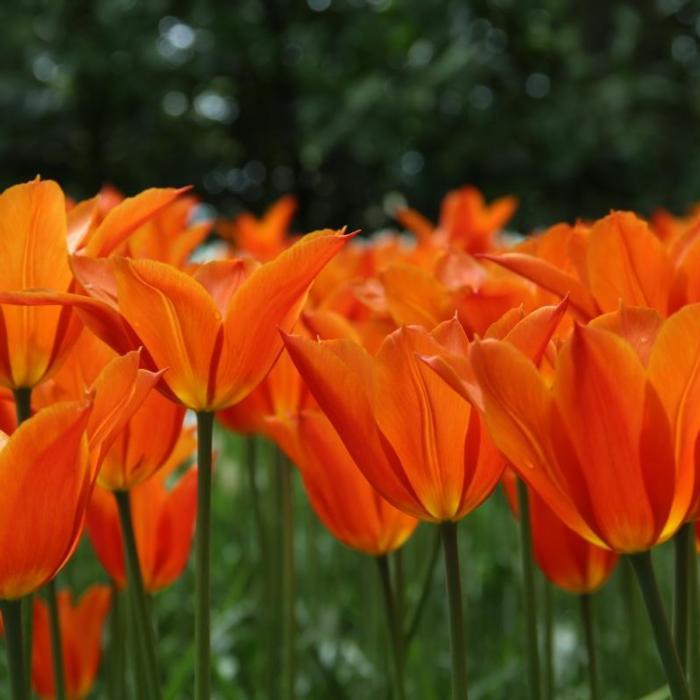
[214,230,351,409]
[82,187,190,257]
[482,252,598,319]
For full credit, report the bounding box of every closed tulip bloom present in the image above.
[87,431,197,592]
[284,319,504,522]
[469,304,700,553]
[269,410,417,555]
[0,401,92,600]
[31,585,111,700]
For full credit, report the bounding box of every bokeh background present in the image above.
[4,0,700,233]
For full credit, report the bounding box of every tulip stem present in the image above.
[629,551,691,700]
[689,535,700,700]
[1,599,27,700]
[278,452,296,700]
[674,524,692,672]
[114,490,161,700]
[579,594,600,700]
[46,579,67,700]
[404,528,441,646]
[542,582,554,700]
[13,387,33,698]
[517,478,542,700]
[195,410,214,700]
[376,555,406,700]
[107,583,126,700]
[440,521,468,700]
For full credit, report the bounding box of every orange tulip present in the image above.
[87,431,197,592]
[284,319,504,522]
[18,229,351,412]
[217,195,297,261]
[269,410,417,555]
[0,180,186,391]
[396,185,517,254]
[0,347,161,601]
[0,401,91,600]
[31,585,111,700]
[467,304,700,553]
[484,213,679,319]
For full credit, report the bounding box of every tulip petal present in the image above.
[556,325,675,551]
[469,338,604,546]
[380,263,448,328]
[648,303,700,528]
[284,333,424,515]
[587,212,674,315]
[83,187,190,257]
[113,257,223,409]
[214,230,350,409]
[481,252,598,319]
[0,401,92,598]
[0,179,74,387]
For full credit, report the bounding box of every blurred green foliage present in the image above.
[3,0,700,232]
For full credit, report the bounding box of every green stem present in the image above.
[376,555,406,700]
[404,528,441,646]
[629,551,691,700]
[393,548,405,637]
[114,490,161,699]
[107,583,126,700]
[246,436,269,570]
[195,411,214,700]
[46,579,66,700]
[542,581,554,700]
[1,599,27,700]
[517,479,542,700]
[13,387,32,699]
[440,521,468,700]
[675,524,691,673]
[688,532,700,699]
[279,453,296,700]
[579,594,600,700]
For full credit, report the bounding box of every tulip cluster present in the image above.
[2,176,700,700]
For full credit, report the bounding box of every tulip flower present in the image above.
[466,304,700,700]
[284,319,506,699]
[87,431,197,592]
[31,586,111,700]
[396,185,517,254]
[0,179,185,393]
[483,213,679,319]
[217,195,297,261]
